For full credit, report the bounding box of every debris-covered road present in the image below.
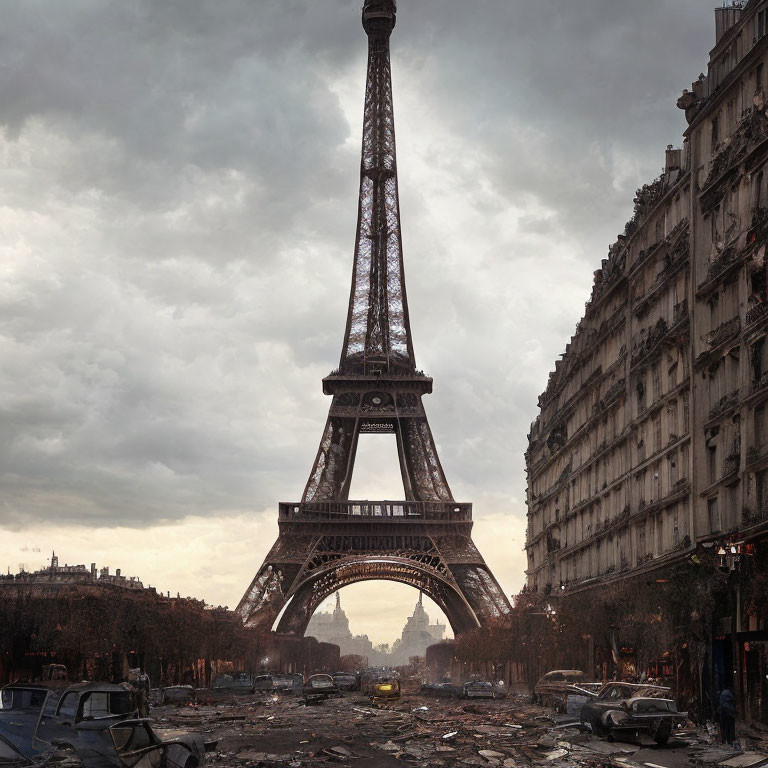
[149,684,768,768]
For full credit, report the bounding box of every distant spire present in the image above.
[335,592,341,611]
[418,590,423,606]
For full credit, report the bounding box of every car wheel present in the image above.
[654,722,672,746]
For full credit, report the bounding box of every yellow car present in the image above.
[370,678,400,699]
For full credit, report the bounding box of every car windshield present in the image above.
[0,689,47,710]
[309,677,334,688]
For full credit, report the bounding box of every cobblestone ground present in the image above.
[146,683,768,768]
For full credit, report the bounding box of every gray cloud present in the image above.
[0,1,715,606]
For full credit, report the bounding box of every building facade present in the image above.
[525,0,768,720]
[0,552,146,590]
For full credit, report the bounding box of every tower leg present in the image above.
[397,418,453,502]
[302,417,360,502]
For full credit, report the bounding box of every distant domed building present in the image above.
[305,593,376,662]
[306,591,446,667]
[389,592,446,665]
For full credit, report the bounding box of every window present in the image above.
[758,470,768,515]
[708,444,718,483]
[755,171,764,211]
[757,62,764,92]
[636,379,646,413]
[668,400,679,438]
[57,692,78,718]
[758,10,768,41]
[711,116,720,151]
[708,497,721,533]
[668,453,679,486]
[753,338,765,382]
[652,363,661,400]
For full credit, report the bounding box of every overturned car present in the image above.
[579,682,687,745]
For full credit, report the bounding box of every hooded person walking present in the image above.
[718,687,736,746]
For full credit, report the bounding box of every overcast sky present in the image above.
[0,0,714,644]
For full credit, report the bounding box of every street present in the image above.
[148,684,762,768]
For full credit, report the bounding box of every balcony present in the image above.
[631,317,672,368]
[697,248,739,295]
[751,371,768,396]
[631,480,691,520]
[602,379,626,407]
[746,301,768,329]
[708,389,740,421]
[278,500,472,523]
[722,453,741,478]
[673,299,689,325]
[747,443,768,468]
[704,316,741,349]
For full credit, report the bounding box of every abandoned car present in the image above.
[0,684,53,762]
[331,673,359,691]
[302,675,340,703]
[461,680,497,699]
[0,681,210,768]
[534,670,601,711]
[368,677,401,699]
[579,683,687,744]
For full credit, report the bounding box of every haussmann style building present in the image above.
[525,0,768,722]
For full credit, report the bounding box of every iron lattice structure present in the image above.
[237,0,510,636]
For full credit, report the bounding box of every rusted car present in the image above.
[461,680,496,699]
[302,675,340,704]
[1,681,211,768]
[159,685,196,706]
[0,684,53,762]
[369,677,400,700]
[579,682,687,745]
[534,670,600,711]
[331,673,358,692]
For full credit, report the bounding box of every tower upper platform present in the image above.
[363,1,396,33]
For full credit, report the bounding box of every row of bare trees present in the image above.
[0,585,265,685]
[455,550,742,714]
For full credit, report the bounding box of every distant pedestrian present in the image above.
[718,688,736,746]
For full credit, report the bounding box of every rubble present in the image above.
[13,681,756,768]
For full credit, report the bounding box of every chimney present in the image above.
[665,145,682,171]
[116,568,121,577]
[90,563,96,578]
[715,3,743,45]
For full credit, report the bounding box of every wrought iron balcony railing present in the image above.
[746,301,768,328]
[279,500,472,522]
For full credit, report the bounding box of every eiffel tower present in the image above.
[237,0,510,635]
